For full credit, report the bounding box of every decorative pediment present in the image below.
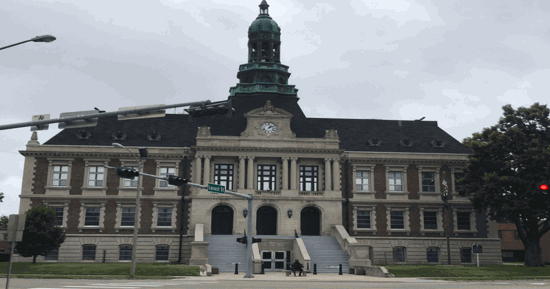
[241,100,295,138]
[244,100,293,118]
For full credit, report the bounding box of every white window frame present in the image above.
[115,202,137,232]
[299,165,319,192]
[384,165,408,195]
[43,202,69,230]
[155,160,180,190]
[45,158,74,189]
[256,162,278,191]
[151,202,177,233]
[450,166,466,195]
[419,207,444,235]
[417,166,441,195]
[119,160,142,189]
[352,164,375,195]
[83,159,109,190]
[213,162,236,191]
[353,205,377,232]
[159,167,176,188]
[386,205,410,235]
[453,208,477,235]
[78,202,106,232]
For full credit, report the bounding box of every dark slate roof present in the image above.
[44,95,472,154]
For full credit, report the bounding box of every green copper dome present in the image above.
[248,0,280,34]
[249,15,280,34]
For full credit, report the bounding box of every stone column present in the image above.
[282,157,289,190]
[203,156,211,186]
[325,158,332,191]
[194,155,202,184]
[239,156,246,190]
[333,158,341,191]
[290,157,297,190]
[247,156,255,190]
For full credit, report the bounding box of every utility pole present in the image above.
[442,177,452,265]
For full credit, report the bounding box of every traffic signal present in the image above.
[537,181,549,191]
[167,175,189,186]
[252,237,262,244]
[115,167,140,179]
[185,100,234,117]
[236,236,247,244]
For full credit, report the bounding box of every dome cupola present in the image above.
[248,0,281,63]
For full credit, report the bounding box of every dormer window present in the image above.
[76,130,91,140]
[400,138,413,147]
[112,132,127,141]
[147,132,161,141]
[368,138,382,146]
[432,139,445,148]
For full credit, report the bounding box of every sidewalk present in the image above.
[181,272,452,283]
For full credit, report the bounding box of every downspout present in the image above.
[344,157,350,233]
[177,156,189,264]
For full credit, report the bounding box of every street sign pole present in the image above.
[477,253,479,267]
[5,215,19,289]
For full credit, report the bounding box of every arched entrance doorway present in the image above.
[300,206,320,236]
[211,205,233,235]
[256,206,277,235]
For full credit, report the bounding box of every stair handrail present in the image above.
[295,229,299,238]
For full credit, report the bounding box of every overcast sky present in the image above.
[1,0,549,216]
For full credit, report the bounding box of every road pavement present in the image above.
[0,273,549,289]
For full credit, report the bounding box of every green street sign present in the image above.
[208,183,225,194]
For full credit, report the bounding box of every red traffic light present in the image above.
[540,184,549,191]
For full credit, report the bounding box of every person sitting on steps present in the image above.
[291,259,304,276]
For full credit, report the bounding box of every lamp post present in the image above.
[441,177,451,265]
[0,35,56,50]
[113,143,147,278]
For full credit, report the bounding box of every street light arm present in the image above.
[0,40,32,51]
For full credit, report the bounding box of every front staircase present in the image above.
[204,235,248,272]
[301,236,350,273]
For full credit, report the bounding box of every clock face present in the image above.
[261,122,277,134]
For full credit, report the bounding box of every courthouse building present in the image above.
[13,1,502,266]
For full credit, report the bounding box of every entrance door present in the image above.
[300,206,320,236]
[211,205,233,235]
[261,251,289,271]
[256,206,277,235]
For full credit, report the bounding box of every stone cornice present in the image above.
[192,146,343,154]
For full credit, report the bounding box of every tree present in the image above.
[14,204,66,264]
[459,102,550,267]
[0,215,7,229]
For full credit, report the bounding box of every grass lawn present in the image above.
[383,264,550,281]
[0,262,200,279]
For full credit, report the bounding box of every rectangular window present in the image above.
[52,165,68,187]
[123,167,139,188]
[45,247,59,261]
[54,207,64,226]
[393,247,406,262]
[87,166,104,187]
[357,210,371,229]
[84,207,100,226]
[355,170,369,191]
[390,211,405,229]
[121,207,135,227]
[157,208,172,227]
[82,244,96,261]
[214,164,234,190]
[454,172,464,192]
[457,212,471,230]
[388,172,403,192]
[159,167,176,188]
[156,245,170,261]
[257,165,276,190]
[300,166,318,191]
[119,245,132,261]
[460,247,472,263]
[427,247,439,263]
[422,172,436,192]
[423,211,438,230]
